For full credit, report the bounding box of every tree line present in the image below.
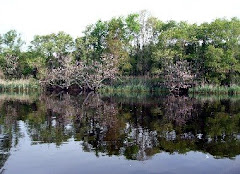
[0,11,239,92]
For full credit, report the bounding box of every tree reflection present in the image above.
[0,131,10,169]
[0,100,26,170]
[163,95,198,125]
[0,93,240,162]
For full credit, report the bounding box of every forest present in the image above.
[0,11,240,94]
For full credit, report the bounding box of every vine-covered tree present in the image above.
[41,53,118,91]
[0,30,24,79]
[163,60,196,93]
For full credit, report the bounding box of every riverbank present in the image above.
[101,77,240,95]
[0,78,240,95]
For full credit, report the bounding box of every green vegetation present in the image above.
[0,79,39,93]
[100,85,150,93]
[100,76,167,94]
[190,84,240,94]
[0,11,239,94]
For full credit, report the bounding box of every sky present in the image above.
[0,0,240,43]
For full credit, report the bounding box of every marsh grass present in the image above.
[0,79,40,93]
[100,76,167,94]
[100,84,150,93]
[189,85,240,95]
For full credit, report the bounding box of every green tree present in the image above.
[0,30,24,79]
[202,18,240,85]
[30,31,74,69]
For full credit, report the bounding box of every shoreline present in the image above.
[0,79,240,95]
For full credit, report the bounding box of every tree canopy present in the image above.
[0,12,239,91]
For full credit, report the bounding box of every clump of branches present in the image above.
[2,54,20,79]
[163,60,196,93]
[40,56,82,90]
[163,95,198,125]
[40,53,118,91]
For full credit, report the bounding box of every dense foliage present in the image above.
[0,11,239,92]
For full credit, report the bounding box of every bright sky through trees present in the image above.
[0,0,239,43]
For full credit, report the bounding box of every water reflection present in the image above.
[0,92,239,168]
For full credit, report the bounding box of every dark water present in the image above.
[0,93,240,174]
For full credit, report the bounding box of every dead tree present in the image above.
[163,60,196,94]
[40,53,118,91]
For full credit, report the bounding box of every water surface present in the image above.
[0,93,240,174]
